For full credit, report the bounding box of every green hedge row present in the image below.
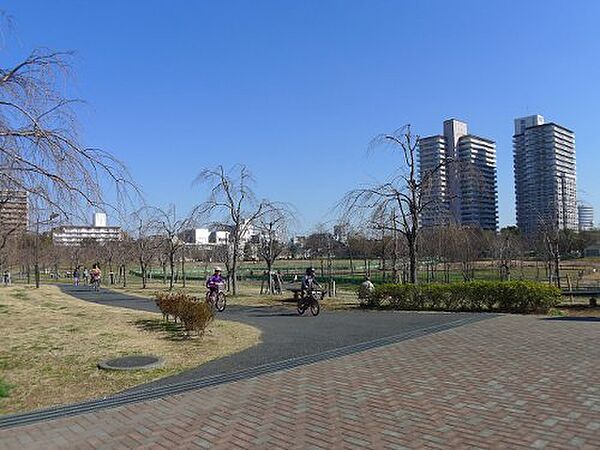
[363,281,561,314]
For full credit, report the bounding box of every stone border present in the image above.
[98,355,165,372]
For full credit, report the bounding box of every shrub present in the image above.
[155,291,214,335]
[178,300,214,336]
[366,281,560,314]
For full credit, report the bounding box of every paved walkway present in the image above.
[57,285,488,391]
[1,315,599,449]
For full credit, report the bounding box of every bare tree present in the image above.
[342,125,448,284]
[196,165,279,295]
[129,207,163,289]
[493,226,523,281]
[0,28,137,240]
[152,205,197,290]
[255,205,295,294]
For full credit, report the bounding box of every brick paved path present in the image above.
[1,315,599,449]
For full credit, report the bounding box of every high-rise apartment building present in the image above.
[578,202,594,231]
[418,119,498,231]
[457,135,498,231]
[513,115,577,235]
[0,190,28,234]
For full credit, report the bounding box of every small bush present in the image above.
[366,281,560,314]
[178,300,214,336]
[155,291,214,335]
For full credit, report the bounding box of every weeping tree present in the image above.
[196,165,279,295]
[341,125,448,284]
[0,20,137,268]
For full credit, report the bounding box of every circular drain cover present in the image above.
[98,355,164,371]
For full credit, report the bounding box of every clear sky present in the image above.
[3,0,599,232]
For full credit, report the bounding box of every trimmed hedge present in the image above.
[155,291,214,335]
[364,281,561,314]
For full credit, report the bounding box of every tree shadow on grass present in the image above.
[132,319,192,341]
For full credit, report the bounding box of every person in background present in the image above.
[73,267,80,286]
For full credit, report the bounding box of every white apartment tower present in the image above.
[418,119,498,231]
[578,202,594,231]
[513,115,577,235]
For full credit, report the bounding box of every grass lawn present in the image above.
[109,278,362,310]
[0,285,261,415]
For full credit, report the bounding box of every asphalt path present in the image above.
[60,284,492,392]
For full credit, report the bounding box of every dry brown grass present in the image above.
[111,280,362,310]
[0,285,260,414]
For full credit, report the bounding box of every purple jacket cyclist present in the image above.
[206,267,224,292]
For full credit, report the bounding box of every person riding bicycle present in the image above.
[301,267,320,297]
[90,264,101,287]
[206,267,224,294]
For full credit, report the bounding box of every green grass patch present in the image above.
[0,378,12,398]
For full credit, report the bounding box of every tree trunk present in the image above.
[169,250,175,290]
[181,251,186,288]
[231,242,238,295]
[140,258,147,289]
[408,236,417,284]
[266,260,273,294]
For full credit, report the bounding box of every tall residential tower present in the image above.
[513,115,577,235]
[418,119,498,231]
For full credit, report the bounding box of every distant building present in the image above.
[0,190,28,234]
[578,202,594,231]
[333,224,349,243]
[513,115,578,235]
[209,230,230,245]
[180,228,210,245]
[419,119,498,231]
[457,135,498,231]
[52,212,122,246]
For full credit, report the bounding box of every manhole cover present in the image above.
[98,355,165,371]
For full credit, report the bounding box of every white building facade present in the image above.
[578,202,594,231]
[52,213,122,246]
[513,115,578,235]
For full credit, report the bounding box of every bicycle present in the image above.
[297,289,323,316]
[90,277,101,292]
[206,282,226,312]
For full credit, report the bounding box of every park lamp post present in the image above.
[34,212,60,289]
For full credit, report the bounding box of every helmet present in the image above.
[306,267,315,275]
[214,266,223,272]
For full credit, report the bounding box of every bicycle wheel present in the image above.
[310,300,320,316]
[205,291,213,306]
[215,292,226,312]
[297,300,306,315]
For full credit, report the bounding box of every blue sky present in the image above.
[3,0,599,232]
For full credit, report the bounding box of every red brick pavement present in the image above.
[1,315,599,449]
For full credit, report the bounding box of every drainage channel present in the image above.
[0,314,489,429]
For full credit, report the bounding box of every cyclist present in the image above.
[301,267,320,297]
[90,264,102,290]
[206,267,224,294]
